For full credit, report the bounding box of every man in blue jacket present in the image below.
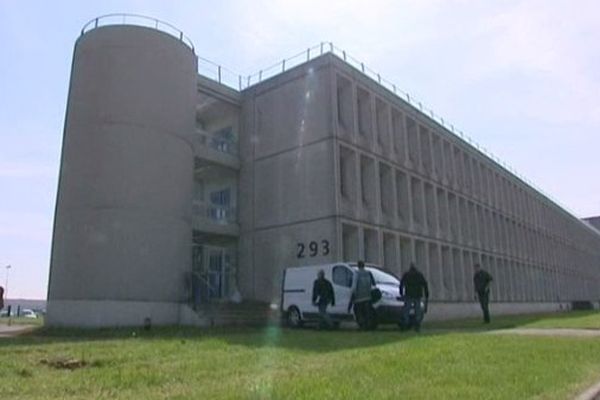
[348,261,376,330]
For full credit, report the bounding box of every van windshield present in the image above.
[349,264,399,285]
[367,268,399,285]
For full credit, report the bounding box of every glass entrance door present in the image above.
[191,244,235,303]
[208,248,224,299]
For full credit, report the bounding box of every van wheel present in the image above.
[286,307,303,328]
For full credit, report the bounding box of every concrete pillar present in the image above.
[428,242,442,301]
[441,245,454,301]
[452,248,464,301]
[47,25,197,327]
[396,170,410,229]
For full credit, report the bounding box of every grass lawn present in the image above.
[1,312,600,400]
[0,316,44,326]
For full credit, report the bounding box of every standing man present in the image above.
[399,263,429,332]
[312,270,335,329]
[348,260,376,330]
[0,286,4,312]
[473,263,493,323]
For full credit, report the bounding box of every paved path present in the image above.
[574,380,600,400]
[0,323,37,338]
[487,328,600,338]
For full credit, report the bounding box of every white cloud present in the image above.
[466,0,600,123]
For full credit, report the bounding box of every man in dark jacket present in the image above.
[312,270,335,329]
[473,263,493,323]
[400,263,429,332]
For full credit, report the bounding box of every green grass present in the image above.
[2,312,600,399]
[1,316,44,326]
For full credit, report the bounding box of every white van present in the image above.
[281,262,404,328]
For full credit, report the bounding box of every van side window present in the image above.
[332,265,353,287]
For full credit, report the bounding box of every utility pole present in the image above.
[4,265,9,295]
[5,265,11,326]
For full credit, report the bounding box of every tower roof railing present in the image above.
[197,42,596,234]
[81,13,195,53]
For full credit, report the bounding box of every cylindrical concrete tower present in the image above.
[47,20,197,327]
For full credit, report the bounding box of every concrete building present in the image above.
[47,15,600,327]
[583,216,600,231]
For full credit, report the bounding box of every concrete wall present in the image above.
[238,57,338,302]
[235,53,600,308]
[426,301,570,321]
[328,55,600,304]
[47,26,197,327]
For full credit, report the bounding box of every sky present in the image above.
[1,0,599,299]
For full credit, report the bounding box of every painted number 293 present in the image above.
[297,240,330,258]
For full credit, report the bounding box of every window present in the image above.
[357,87,371,137]
[379,162,393,215]
[333,265,353,287]
[375,98,389,148]
[209,188,232,221]
[406,117,419,166]
[360,155,375,207]
[392,109,405,162]
[210,188,231,206]
[210,126,237,154]
[396,170,408,225]
[339,146,356,200]
[336,75,353,132]
[419,125,432,174]
[342,224,359,261]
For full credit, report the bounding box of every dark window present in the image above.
[210,189,231,206]
[332,265,353,287]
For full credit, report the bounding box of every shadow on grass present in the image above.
[0,323,443,353]
[2,310,598,353]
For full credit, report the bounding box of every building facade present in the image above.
[46,17,600,327]
[583,216,600,231]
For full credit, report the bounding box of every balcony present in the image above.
[192,201,239,236]
[192,127,240,170]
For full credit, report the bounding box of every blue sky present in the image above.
[1,1,599,299]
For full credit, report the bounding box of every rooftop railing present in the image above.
[198,42,589,228]
[76,16,593,234]
[81,13,195,53]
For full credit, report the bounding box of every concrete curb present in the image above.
[574,380,600,400]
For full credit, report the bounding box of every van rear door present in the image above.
[329,264,354,317]
[283,267,313,317]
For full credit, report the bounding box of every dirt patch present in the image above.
[40,357,88,370]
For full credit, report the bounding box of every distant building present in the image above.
[583,216,600,231]
[46,15,600,327]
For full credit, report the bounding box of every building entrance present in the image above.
[191,244,236,303]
